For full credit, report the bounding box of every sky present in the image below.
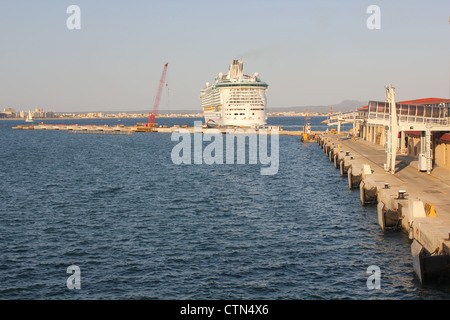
[0,0,449,112]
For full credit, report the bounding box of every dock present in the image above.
[317,133,450,284]
[12,123,304,136]
[12,124,136,133]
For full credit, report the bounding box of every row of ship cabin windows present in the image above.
[225,116,262,120]
[225,113,259,116]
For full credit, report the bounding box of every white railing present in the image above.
[398,115,448,126]
[368,113,449,126]
[326,111,366,125]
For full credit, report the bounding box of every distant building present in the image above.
[2,108,17,117]
[355,97,450,170]
[44,111,57,118]
[34,108,43,118]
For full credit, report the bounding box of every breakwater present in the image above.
[12,123,305,136]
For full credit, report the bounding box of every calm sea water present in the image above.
[1,116,449,300]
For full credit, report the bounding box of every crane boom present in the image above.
[147,62,168,126]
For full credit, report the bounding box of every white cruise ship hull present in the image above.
[200,60,268,128]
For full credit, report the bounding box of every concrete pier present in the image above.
[12,123,304,136]
[317,133,450,284]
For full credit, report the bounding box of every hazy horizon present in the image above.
[1,0,449,112]
[3,99,367,114]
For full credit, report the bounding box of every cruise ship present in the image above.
[200,60,268,128]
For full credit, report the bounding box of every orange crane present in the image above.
[145,62,169,127]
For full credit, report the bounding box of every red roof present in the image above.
[406,132,450,139]
[398,97,450,105]
[439,133,450,142]
[405,131,422,136]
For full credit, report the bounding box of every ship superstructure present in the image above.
[200,60,268,127]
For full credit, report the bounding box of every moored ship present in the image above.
[200,60,268,128]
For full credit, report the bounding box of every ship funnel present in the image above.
[229,60,243,79]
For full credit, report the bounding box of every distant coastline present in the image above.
[0,113,329,121]
[1,100,363,120]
